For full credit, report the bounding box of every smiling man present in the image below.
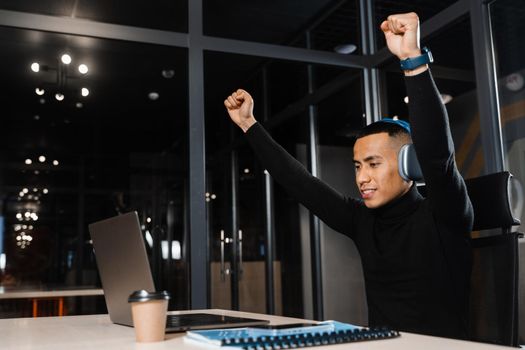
[224,13,473,339]
[353,121,413,208]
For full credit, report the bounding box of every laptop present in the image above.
[88,211,269,332]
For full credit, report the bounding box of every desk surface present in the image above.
[0,309,514,350]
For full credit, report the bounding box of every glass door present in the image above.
[207,143,281,313]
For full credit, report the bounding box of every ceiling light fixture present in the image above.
[162,69,175,79]
[78,64,89,74]
[53,160,59,166]
[61,54,72,65]
[39,155,46,162]
[32,53,90,104]
[76,102,83,109]
[25,159,32,165]
[148,92,159,101]
[334,44,357,54]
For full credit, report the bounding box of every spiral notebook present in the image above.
[185,320,400,349]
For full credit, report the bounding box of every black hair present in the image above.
[355,121,412,142]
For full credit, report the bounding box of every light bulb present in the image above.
[35,88,45,96]
[55,93,65,101]
[31,62,40,72]
[81,88,89,97]
[61,54,72,64]
[148,92,159,101]
[78,64,88,74]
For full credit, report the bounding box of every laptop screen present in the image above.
[89,211,155,326]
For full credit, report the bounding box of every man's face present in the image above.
[353,132,412,209]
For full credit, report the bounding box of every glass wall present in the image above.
[490,0,525,233]
[204,52,313,317]
[0,26,189,316]
[0,1,518,337]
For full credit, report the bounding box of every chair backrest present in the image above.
[466,171,521,232]
[416,171,521,230]
[400,143,518,226]
[416,170,522,346]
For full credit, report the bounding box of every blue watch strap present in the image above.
[400,47,433,70]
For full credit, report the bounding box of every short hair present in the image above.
[355,120,412,143]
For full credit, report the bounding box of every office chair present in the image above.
[466,171,522,347]
[399,144,523,346]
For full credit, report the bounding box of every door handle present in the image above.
[238,229,244,280]
[220,230,231,282]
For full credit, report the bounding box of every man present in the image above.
[224,13,473,339]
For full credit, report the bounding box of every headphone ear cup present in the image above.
[398,144,423,182]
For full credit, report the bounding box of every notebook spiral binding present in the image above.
[221,327,400,349]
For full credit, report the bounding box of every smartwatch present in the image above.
[400,47,433,71]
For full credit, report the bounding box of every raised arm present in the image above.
[381,13,473,232]
[224,89,360,236]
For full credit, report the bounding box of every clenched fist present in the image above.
[380,12,421,61]
[224,89,257,133]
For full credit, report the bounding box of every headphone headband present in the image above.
[377,118,411,134]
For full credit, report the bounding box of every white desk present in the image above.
[0,309,514,350]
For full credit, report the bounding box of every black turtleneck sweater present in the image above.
[244,70,473,339]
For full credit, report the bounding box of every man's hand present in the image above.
[381,12,422,61]
[224,89,257,133]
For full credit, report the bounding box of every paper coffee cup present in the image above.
[128,290,170,342]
